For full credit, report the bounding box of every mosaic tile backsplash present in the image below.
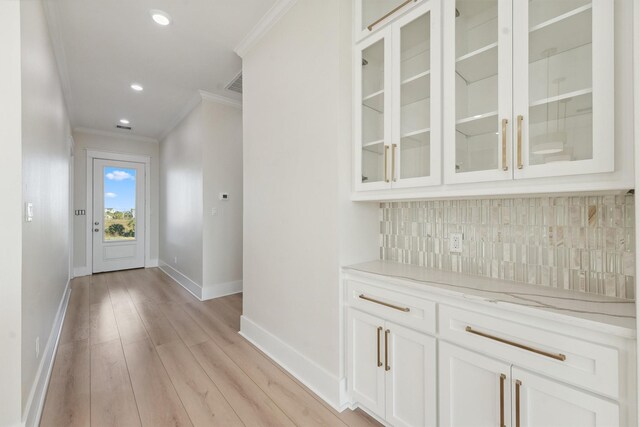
[380,195,636,299]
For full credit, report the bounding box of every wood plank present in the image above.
[40,340,90,427]
[224,293,243,314]
[90,273,111,305]
[90,300,120,346]
[59,279,91,344]
[133,300,181,347]
[184,302,243,348]
[158,302,208,347]
[203,298,241,331]
[156,341,243,427]
[146,268,197,304]
[219,339,348,427]
[91,339,142,427]
[191,340,295,427]
[122,339,192,427]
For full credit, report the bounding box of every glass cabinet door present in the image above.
[513,0,613,178]
[391,1,441,187]
[357,0,420,42]
[443,0,513,184]
[356,29,392,191]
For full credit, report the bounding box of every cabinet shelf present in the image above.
[529,4,592,62]
[363,90,384,113]
[456,111,498,137]
[401,128,430,149]
[401,70,430,106]
[363,139,385,148]
[529,88,593,124]
[456,42,498,84]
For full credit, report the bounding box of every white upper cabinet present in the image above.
[444,0,614,184]
[512,0,614,179]
[443,0,513,184]
[355,1,441,191]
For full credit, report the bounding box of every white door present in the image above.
[348,309,386,419]
[384,321,436,427]
[355,27,393,192]
[439,341,512,427]
[92,159,145,273]
[390,0,441,189]
[511,368,619,427]
[443,0,513,184]
[512,0,614,178]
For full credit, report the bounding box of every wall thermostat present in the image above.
[219,193,229,201]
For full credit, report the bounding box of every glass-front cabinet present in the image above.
[444,0,614,184]
[355,0,441,191]
[356,0,424,42]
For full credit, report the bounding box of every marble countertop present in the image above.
[344,260,637,338]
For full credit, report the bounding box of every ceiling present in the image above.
[44,0,276,140]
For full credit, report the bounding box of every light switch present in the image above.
[25,202,34,222]
[211,208,218,216]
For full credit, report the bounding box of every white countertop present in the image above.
[344,260,637,338]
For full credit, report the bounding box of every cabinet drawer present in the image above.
[438,305,620,399]
[347,280,436,335]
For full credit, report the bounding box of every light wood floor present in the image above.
[40,268,380,427]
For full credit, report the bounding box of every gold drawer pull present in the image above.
[465,326,566,361]
[359,294,410,312]
[367,0,417,31]
[377,326,383,367]
[501,118,508,171]
[515,379,522,427]
[385,329,391,371]
[499,374,506,427]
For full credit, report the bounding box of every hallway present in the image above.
[40,268,379,426]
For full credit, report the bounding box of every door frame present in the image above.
[85,150,152,273]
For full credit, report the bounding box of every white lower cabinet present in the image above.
[344,276,634,427]
[348,308,437,426]
[439,342,512,427]
[512,368,619,427]
[439,343,619,427]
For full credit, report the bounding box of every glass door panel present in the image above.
[399,10,431,180]
[103,166,137,241]
[359,34,390,188]
[361,0,409,34]
[527,0,593,166]
[454,0,500,175]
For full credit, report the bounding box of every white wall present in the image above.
[160,96,243,296]
[0,1,24,425]
[241,0,378,406]
[20,0,73,420]
[201,101,243,289]
[72,130,160,272]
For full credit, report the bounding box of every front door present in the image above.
[92,159,145,273]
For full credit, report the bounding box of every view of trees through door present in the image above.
[103,166,137,240]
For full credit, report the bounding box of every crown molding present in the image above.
[199,90,242,109]
[234,0,298,58]
[73,127,158,144]
[42,0,76,124]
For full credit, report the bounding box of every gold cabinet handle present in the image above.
[384,329,390,371]
[465,326,566,361]
[515,380,522,427]
[359,294,410,312]
[384,145,390,182]
[517,115,523,169]
[377,326,383,367]
[499,374,506,427]
[367,0,417,31]
[391,143,397,182]
[501,119,509,171]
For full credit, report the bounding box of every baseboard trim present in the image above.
[22,280,72,427]
[202,280,243,301]
[72,266,91,277]
[239,315,341,409]
[158,261,203,300]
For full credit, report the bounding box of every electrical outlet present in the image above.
[36,337,40,359]
[174,256,178,265]
[450,232,463,253]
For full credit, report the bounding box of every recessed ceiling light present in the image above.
[130,83,143,92]
[151,9,171,26]
[119,119,130,125]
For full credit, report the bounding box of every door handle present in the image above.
[501,118,508,171]
[377,326,383,367]
[95,221,100,225]
[499,374,506,427]
[384,329,390,371]
[515,380,522,427]
[384,145,390,183]
[517,115,524,169]
[391,143,397,182]
[94,228,100,232]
